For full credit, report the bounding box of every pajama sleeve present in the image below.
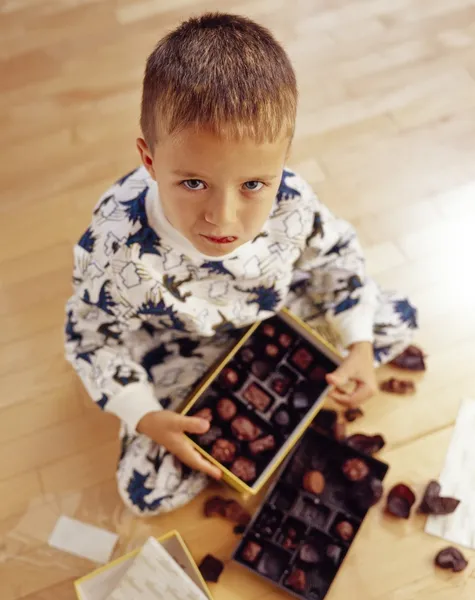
[294,179,379,348]
[64,238,161,434]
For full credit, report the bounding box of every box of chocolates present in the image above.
[232,427,389,599]
[181,308,341,495]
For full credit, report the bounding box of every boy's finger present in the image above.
[174,414,210,434]
[347,382,374,405]
[329,389,353,406]
[175,444,222,480]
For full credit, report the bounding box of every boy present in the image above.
[65,13,418,516]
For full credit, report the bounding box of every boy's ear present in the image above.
[136,138,156,180]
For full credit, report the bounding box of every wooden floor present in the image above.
[1,0,475,598]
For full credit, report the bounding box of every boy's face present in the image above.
[137,127,289,257]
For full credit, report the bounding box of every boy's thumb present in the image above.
[326,368,349,389]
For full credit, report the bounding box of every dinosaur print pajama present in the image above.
[65,166,417,516]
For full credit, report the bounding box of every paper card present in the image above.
[107,537,208,600]
[48,516,119,564]
[425,398,475,549]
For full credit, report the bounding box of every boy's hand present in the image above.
[136,410,222,480]
[326,342,377,406]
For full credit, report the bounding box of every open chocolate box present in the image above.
[233,428,389,599]
[181,308,341,495]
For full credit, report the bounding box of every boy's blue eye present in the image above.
[183,179,205,190]
[243,181,263,191]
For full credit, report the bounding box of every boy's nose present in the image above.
[204,194,238,229]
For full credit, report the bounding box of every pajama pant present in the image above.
[116,283,418,516]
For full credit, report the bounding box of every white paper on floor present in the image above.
[48,515,119,564]
[425,397,475,550]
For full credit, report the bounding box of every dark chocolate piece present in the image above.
[197,425,222,447]
[352,478,384,511]
[271,377,288,396]
[346,433,385,455]
[282,527,298,550]
[342,458,370,482]
[326,544,342,566]
[312,409,338,435]
[418,480,460,516]
[386,483,416,519]
[380,377,416,395]
[240,347,255,363]
[234,524,246,535]
[344,407,364,422]
[290,346,314,372]
[242,541,262,563]
[309,365,327,381]
[231,457,257,482]
[199,554,224,583]
[256,509,281,537]
[265,343,280,358]
[222,367,239,386]
[278,332,293,348]
[224,500,251,525]
[243,383,272,412]
[216,398,237,421]
[435,547,468,573]
[390,345,426,371]
[262,323,276,337]
[251,360,272,380]
[299,543,320,564]
[303,470,326,494]
[335,521,354,542]
[249,434,275,456]
[195,407,213,422]
[204,496,228,518]
[273,409,291,428]
[286,568,306,592]
[211,438,237,463]
[231,416,261,441]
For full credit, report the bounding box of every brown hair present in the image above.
[140,13,297,148]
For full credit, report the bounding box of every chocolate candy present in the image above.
[386,483,416,519]
[243,383,272,412]
[309,365,327,381]
[418,480,460,516]
[346,433,385,456]
[211,438,237,463]
[290,346,314,372]
[265,343,280,358]
[351,478,384,511]
[326,544,342,566]
[231,457,257,482]
[256,508,281,537]
[299,543,320,564]
[302,470,325,494]
[240,347,255,363]
[344,407,364,422]
[216,397,237,421]
[242,541,262,564]
[231,416,261,441]
[390,344,426,371]
[195,407,213,422]
[204,496,228,518]
[271,377,289,396]
[292,386,310,411]
[335,521,354,542]
[435,547,468,573]
[262,323,276,337]
[273,408,291,428]
[282,527,298,550]
[251,360,272,380]
[380,377,415,394]
[278,332,293,348]
[234,524,246,535]
[221,366,240,388]
[286,568,306,592]
[249,434,275,456]
[224,500,251,525]
[197,425,222,447]
[199,554,224,583]
[342,458,370,482]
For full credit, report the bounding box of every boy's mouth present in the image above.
[201,235,238,245]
